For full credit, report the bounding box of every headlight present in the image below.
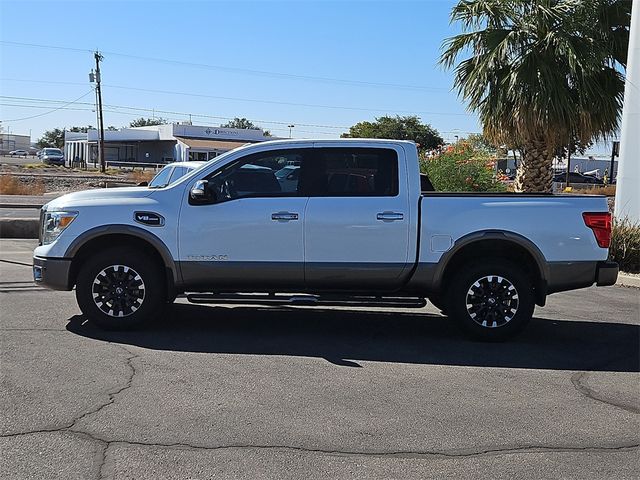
[42,211,78,245]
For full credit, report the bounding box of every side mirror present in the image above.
[137,181,148,187]
[190,180,215,204]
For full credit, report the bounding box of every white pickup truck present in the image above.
[33,139,618,340]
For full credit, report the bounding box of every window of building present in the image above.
[189,151,208,162]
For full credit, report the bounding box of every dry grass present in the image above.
[0,174,46,195]
[126,169,155,183]
[581,185,616,196]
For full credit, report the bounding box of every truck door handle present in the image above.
[272,212,299,221]
[377,211,404,221]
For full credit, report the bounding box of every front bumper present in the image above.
[596,260,619,286]
[33,256,73,290]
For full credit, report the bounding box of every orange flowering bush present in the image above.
[419,142,506,192]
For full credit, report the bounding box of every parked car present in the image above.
[40,148,65,166]
[553,172,603,184]
[33,139,618,341]
[275,165,300,192]
[9,149,29,157]
[147,161,206,188]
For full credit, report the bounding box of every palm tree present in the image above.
[440,0,630,192]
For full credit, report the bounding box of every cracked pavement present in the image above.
[1,239,639,479]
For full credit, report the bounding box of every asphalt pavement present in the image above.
[1,239,638,479]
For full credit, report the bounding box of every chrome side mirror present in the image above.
[190,179,215,204]
[190,180,208,198]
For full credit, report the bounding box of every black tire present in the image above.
[75,247,165,330]
[445,259,534,341]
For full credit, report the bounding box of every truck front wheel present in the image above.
[446,259,534,341]
[75,247,165,329]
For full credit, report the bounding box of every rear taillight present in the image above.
[583,212,612,248]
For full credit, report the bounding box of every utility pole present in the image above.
[94,51,106,173]
[609,141,619,184]
[565,141,572,188]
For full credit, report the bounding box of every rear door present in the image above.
[302,146,411,290]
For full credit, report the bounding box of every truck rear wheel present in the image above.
[446,259,534,341]
[75,247,164,330]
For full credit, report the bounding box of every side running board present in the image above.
[186,293,426,309]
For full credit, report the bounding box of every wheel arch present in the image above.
[65,225,178,297]
[435,230,549,306]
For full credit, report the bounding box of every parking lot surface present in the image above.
[1,239,638,479]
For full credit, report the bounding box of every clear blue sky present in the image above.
[1,0,482,142]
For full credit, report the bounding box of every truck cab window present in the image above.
[303,148,399,197]
[206,150,306,201]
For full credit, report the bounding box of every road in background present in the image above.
[0,208,39,219]
[1,239,638,479]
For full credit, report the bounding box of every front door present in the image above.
[178,148,309,290]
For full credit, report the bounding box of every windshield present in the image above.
[148,166,174,188]
[44,149,62,155]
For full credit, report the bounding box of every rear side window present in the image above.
[302,148,399,197]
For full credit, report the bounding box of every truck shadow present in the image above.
[66,303,639,372]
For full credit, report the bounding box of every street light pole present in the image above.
[288,124,295,138]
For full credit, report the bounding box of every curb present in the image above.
[616,273,640,288]
[0,218,39,239]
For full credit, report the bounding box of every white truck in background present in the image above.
[33,139,618,341]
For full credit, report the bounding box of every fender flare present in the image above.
[64,224,179,285]
[433,230,549,302]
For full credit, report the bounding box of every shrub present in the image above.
[582,185,616,196]
[610,219,640,273]
[420,143,506,192]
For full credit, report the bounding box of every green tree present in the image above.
[221,117,270,136]
[461,133,497,154]
[440,0,629,192]
[129,117,167,127]
[341,115,443,150]
[36,128,64,149]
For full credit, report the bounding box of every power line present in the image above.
[0,91,95,122]
[0,78,472,118]
[0,40,448,92]
[0,101,343,137]
[0,102,340,138]
[0,95,351,129]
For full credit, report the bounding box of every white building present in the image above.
[64,123,271,167]
[0,133,31,154]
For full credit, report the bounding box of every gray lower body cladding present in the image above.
[546,261,618,293]
[178,261,410,292]
[33,256,73,290]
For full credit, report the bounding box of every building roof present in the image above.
[175,137,251,151]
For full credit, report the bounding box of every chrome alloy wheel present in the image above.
[465,275,519,328]
[91,265,145,317]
